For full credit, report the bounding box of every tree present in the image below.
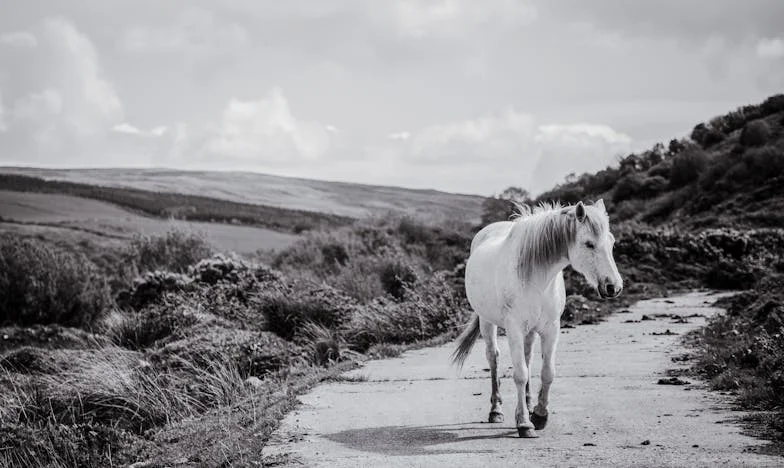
[481,186,532,225]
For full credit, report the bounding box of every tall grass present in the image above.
[0,346,247,467]
[0,236,112,329]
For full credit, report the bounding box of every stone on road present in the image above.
[264,292,781,467]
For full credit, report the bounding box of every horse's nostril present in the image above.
[606,284,615,297]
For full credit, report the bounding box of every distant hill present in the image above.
[533,93,784,230]
[0,167,485,224]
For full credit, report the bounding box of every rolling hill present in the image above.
[0,167,486,224]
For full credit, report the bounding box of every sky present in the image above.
[0,1,782,196]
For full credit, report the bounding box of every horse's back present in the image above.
[470,221,513,254]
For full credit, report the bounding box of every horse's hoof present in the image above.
[517,427,538,438]
[488,411,504,423]
[531,411,548,430]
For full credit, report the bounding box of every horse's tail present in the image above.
[451,315,481,370]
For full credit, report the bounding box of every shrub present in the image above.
[345,273,469,352]
[124,228,214,276]
[648,160,672,179]
[117,271,192,311]
[670,145,709,188]
[261,282,357,340]
[761,93,784,115]
[690,123,725,148]
[704,260,757,290]
[0,237,112,329]
[739,119,771,147]
[320,243,349,268]
[612,174,644,203]
[640,176,669,198]
[189,254,279,286]
[742,143,784,177]
[378,259,418,300]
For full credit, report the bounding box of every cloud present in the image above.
[532,124,632,192]
[388,109,632,194]
[121,7,248,58]
[40,17,124,135]
[0,91,6,132]
[0,17,164,166]
[387,0,537,39]
[756,37,784,59]
[185,88,340,165]
[112,122,168,137]
[0,30,38,47]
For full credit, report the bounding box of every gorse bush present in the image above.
[260,281,357,341]
[739,119,772,147]
[0,237,112,329]
[670,144,709,188]
[690,123,725,148]
[124,228,214,275]
[379,258,418,300]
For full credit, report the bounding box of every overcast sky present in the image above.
[1,1,782,195]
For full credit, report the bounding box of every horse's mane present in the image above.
[509,201,606,283]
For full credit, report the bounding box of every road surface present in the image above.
[264,291,781,467]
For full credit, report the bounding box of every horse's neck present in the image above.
[509,212,570,289]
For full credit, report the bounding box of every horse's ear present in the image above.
[575,201,586,222]
[594,199,606,213]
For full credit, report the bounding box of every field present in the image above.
[1,94,783,466]
[0,167,486,223]
[0,190,299,255]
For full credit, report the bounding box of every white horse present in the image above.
[451,199,623,438]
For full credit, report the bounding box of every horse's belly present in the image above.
[464,246,508,327]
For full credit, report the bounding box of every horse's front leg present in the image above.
[481,319,504,423]
[505,320,537,438]
[524,330,535,411]
[532,323,560,430]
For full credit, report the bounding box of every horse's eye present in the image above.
[585,241,595,250]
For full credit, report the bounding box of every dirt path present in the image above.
[264,292,781,467]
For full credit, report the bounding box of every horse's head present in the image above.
[566,199,623,299]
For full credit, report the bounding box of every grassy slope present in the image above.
[0,173,354,234]
[0,167,486,224]
[0,190,299,255]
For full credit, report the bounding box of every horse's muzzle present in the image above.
[598,280,622,299]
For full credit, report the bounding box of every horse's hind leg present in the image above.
[481,319,503,423]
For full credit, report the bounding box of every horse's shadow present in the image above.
[323,422,518,456]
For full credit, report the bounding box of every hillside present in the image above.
[0,167,486,224]
[0,190,298,255]
[533,93,784,229]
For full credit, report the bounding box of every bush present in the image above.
[612,174,644,203]
[704,260,757,290]
[690,123,725,148]
[378,259,418,300]
[345,273,469,352]
[670,145,709,188]
[0,237,112,329]
[189,254,279,286]
[261,282,357,341]
[739,119,771,147]
[117,271,192,311]
[640,176,669,198]
[742,143,784,177]
[124,228,214,276]
[761,93,784,115]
